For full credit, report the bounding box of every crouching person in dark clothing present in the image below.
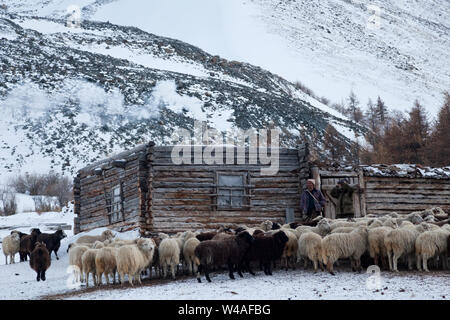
[300,179,326,222]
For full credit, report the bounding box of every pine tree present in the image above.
[402,100,430,163]
[376,96,387,124]
[323,124,347,162]
[364,98,380,149]
[347,91,363,123]
[426,93,450,166]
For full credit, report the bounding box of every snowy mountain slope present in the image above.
[87,0,448,114]
[0,13,361,178]
[1,0,448,114]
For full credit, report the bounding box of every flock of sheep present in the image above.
[2,229,67,281]
[2,207,449,287]
[65,207,450,286]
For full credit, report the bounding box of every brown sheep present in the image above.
[19,228,41,262]
[29,242,51,282]
[211,232,234,241]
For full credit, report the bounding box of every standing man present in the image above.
[300,179,326,222]
[330,179,356,219]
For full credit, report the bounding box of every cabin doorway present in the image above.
[319,173,365,219]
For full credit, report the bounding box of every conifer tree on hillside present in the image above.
[402,100,430,163]
[347,91,364,123]
[426,93,450,166]
[323,124,347,162]
[376,96,387,124]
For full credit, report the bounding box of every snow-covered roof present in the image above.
[320,164,450,179]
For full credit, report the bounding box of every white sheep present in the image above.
[382,218,399,229]
[397,212,423,225]
[321,226,369,275]
[2,233,20,264]
[329,220,357,231]
[388,212,400,218]
[95,246,119,285]
[81,248,100,287]
[368,219,384,229]
[297,232,323,272]
[158,232,169,240]
[110,238,138,247]
[384,223,430,272]
[68,244,89,283]
[76,230,115,244]
[158,238,180,279]
[295,219,331,238]
[280,229,298,270]
[368,226,395,269]
[116,238,156,286]
[415,228,450,272]
[92,240,104,249]
[400,220,414,228]
[330,227,354,234]
[260,220,273,232]
[355,219,370,227]
[183,237,201,275]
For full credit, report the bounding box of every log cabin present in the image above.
[73,141,310,235]
[73,141,450,235]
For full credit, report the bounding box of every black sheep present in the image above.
[195,231,254,283]
[36,229,67,260]
[30,242,51,281]
[244,230,289,276]
[19,228,41,262]
[271,222,281,230]
[289,222,301,229]
[447,234,450,256]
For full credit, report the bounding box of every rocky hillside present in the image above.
[0,11,361,176]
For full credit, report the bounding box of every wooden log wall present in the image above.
[75,144,150,234]
[141,144,310,234]
[73,176,81,234]
[364,176,450,215]
[318,169,450,217]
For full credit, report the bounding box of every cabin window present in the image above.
[216,173,248,210]
[107,184,123,223]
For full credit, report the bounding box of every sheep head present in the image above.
[260,220,273,232]
[236,230,254,245]
[410,213,424,224]
[318,219,331,234]
[55,229,67,240]
[102,230,115,240]
[30,228,41,236]
[271,222,281,230]
[137,238,155,253]
[34,241,47,250]
[274,230,289,245]
[10,232,20,242]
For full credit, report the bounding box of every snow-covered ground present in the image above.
[64,269,449,300]
[0,207,448,300]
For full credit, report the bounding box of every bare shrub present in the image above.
[294,81,316,98]
[9,171,72,207]
[9,173,44,195]
[32,196,59,213]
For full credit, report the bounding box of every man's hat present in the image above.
[307,179,316,185]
